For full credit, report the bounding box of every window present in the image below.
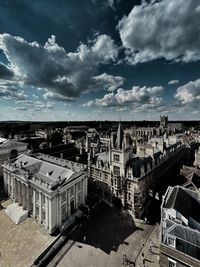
[105,173,108,180]
[168,237,175,247]
[113,154,120,162]
[113,166,120,176]
[168,258,176,267]
[128,173,132,179]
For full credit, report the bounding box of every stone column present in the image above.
[48,198,52,232]
[45,196,49,230]
[67,189,70,217]
[3,171,8,193]
[18,181,21,205]
[27,187,31,213]
[14,179,18,202]
[33,189,36,219]
[39,192,42,224]
[11,176,14,200]
[22,184,27,210]
[82,179,85,203]
[7,174,10,195]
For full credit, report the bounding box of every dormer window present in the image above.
[48,171,54,176]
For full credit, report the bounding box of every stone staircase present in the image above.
[5,203,28,224]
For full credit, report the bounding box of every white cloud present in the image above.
[118,0,200,64]
[175,79,200,105]
[83,85,164,107]
[15,106,27,111]
[90,73,125,92]
[0,33,120,101]
[168,80,179,85]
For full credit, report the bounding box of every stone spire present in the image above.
[115,120,123,149]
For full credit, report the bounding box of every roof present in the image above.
[0,139,27,149]
[168,224,200,260]
[164,186,200,224]
[12,154,76,184]
[115,122,123,149]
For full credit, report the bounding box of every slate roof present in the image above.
[168,224,200,260]
[13,154,75,183]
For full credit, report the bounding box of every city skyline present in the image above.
[0,0,200,121]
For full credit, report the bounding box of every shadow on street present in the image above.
[73,202,138,254]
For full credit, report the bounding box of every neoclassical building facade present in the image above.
[2,153,87,234]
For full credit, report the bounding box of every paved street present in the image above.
[0,200,55,267]
[51,203,160,267]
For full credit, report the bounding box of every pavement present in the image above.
[0,199,55,267]
[49,203,160,267]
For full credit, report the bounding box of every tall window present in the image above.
[113,154,120,162]
[113,166,120,176]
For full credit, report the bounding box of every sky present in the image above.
[0,0,200,121]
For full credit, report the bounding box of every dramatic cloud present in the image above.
[83,85,164,107]
[118,0,200,64]
[0,79,27,100]
[90,73,125,92]
[0,33,120,101]
[168,80,179,85]
[0,63,14,79]
[175,79,200,105]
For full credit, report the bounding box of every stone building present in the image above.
[0,137,28,176]
[87,122,188,218]
[160,186,200,267]
[2,153,87,234]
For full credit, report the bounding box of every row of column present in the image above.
[5,172,51,231]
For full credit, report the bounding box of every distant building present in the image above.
[160,186,200,267]
[2,153,87,234]
[0,137,28,176]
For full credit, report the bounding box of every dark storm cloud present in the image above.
[0,62,14,79]
[0,33,123,101]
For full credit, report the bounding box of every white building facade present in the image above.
[2,153,87,234]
